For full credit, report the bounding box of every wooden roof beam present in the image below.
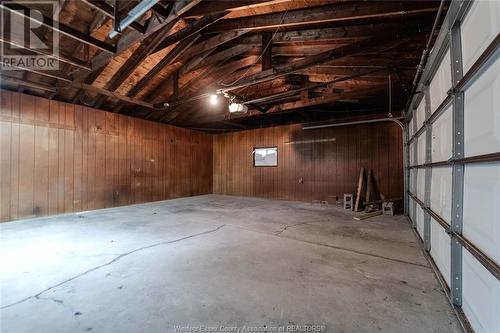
[95,6,226,108]
[140,31,250,103]
[71,0,202,85]
[159,56,260,122]
[153,26,422,116]
[271,24,401,44]
[126,34,200,99]
[152,3,172,18]
[181,56,260,96]
[219,25,426,92]
[217,36,383,92]
[0,75,57,93]
[93,18,186,108]
[242,68,389,105]
[185,0,290,17]
[224,20,431,46]
[205,88,384,123]
[181,44,259,75]
[266,88,384,113]
[0,70,159,110]
[153,37,382,109]
[179,30,249,59]
[153,11,229,53]
[205,2,439,33]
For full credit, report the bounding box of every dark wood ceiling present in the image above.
[0,0,446,132]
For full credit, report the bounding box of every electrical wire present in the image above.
[219,9,289,87]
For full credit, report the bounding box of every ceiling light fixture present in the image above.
[228,102,248,113]
[209,94,218,105]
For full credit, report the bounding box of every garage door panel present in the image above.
[461,0,500,73]
[463,163,500,265]
[416,204,424,238]
[464,55,500,157]
[417,134,426,165]
[409,169,416,194]
[416,168,426,201]
[415,99,426,133]
[430,166,452,224]
[431,106,453,162]
[462,250,500,333]
[429,49,451,113]
[409,141,416,166]
[430,218,451,287]
[409,196,416,222]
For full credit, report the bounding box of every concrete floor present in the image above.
[1,194,461,333]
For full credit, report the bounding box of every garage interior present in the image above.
[0,1,498,332]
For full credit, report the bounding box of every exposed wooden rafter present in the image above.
[127,34,200,99]
[93,18,183,108]
[153,11,230,53]
[0,0,442,129]
[205,2,439,33]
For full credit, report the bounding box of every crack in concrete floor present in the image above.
[213,223,430,269]
[1,224,225,310]
[1,214,430,312]
[0,195,460,332]
[1,219,428,314]
[273,222,312,236]
[182,220,430,269]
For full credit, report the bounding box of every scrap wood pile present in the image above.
[350,167,401,220]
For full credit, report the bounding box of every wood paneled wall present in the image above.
[213,122,403,202]
[0,90,213,222]
[0,90,404,222]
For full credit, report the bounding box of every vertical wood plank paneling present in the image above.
[33,98,49,217]
[213,122,403,203]
[87,108,96,211]
[94,110,105,208]
[117,114,127,206]
[64,127,74,213]
[47,125,59,215]
[1,89,402,222]
[0,90,213,222]
[0,91,12,220]
[73,105,83,212]
[57,125,65,213]
[80,107,89,211]
[18,122,35,218]
[213,135,220,194]
[9,93,20,220]
[47,101,59,215]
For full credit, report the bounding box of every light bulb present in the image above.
[209,94,218,105]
